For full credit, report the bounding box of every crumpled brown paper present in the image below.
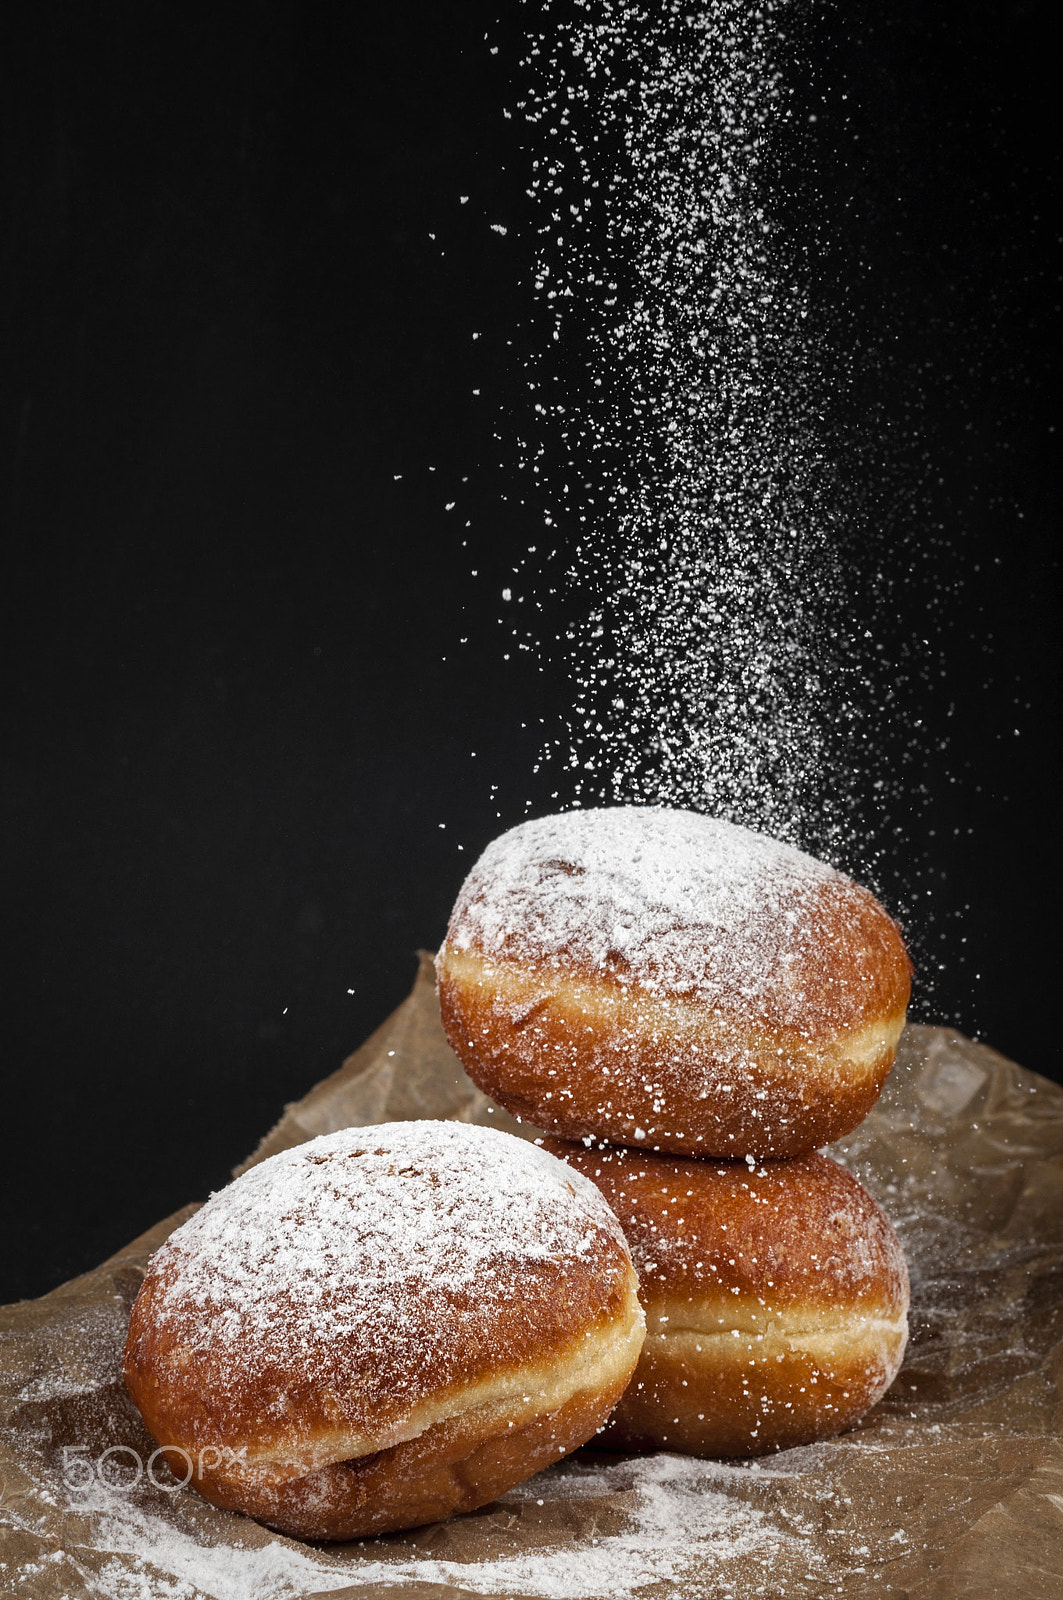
[2,950,1061,1598]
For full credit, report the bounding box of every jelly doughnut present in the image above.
[123,1121,645,1539]
[437,807,911,1158]
[545,1139,909,1456]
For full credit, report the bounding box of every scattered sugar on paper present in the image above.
[62,1452,812,1600]
[366,1455,813,1598]
[64,1486,359,1600]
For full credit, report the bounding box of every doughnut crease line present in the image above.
[235,1284,646,1479]
[449,947,907,1082]
[643,1313,909,1360]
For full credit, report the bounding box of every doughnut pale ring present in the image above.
[123,1121,645,1539]
[545,1140,909,1456]
[437,807,911,1158]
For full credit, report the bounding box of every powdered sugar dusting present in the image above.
[447,806,843,1006]
[138,1121,628,1432]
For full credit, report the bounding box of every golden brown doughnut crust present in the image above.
[544,1140,909,1457]
[437,808,911,1158]
[151,1357,639,1541]
[123,1122,645,1539]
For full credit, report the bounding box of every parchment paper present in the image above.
[2,950,1061,1598]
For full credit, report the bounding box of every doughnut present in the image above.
[123,1121,645,1540]
[436,806,911,1158]
[544,1139,909,1456]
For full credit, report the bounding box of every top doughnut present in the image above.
[436,807,911,1158]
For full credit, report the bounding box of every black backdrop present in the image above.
[2,2,1058,1304]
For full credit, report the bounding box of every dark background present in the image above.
[2,2,1058,1303]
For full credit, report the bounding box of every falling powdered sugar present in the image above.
[510,0,865,859]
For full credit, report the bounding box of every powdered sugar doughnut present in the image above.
[436,807,911,1158]
[545,1140,909,1456]
[123,1122,645,1540]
